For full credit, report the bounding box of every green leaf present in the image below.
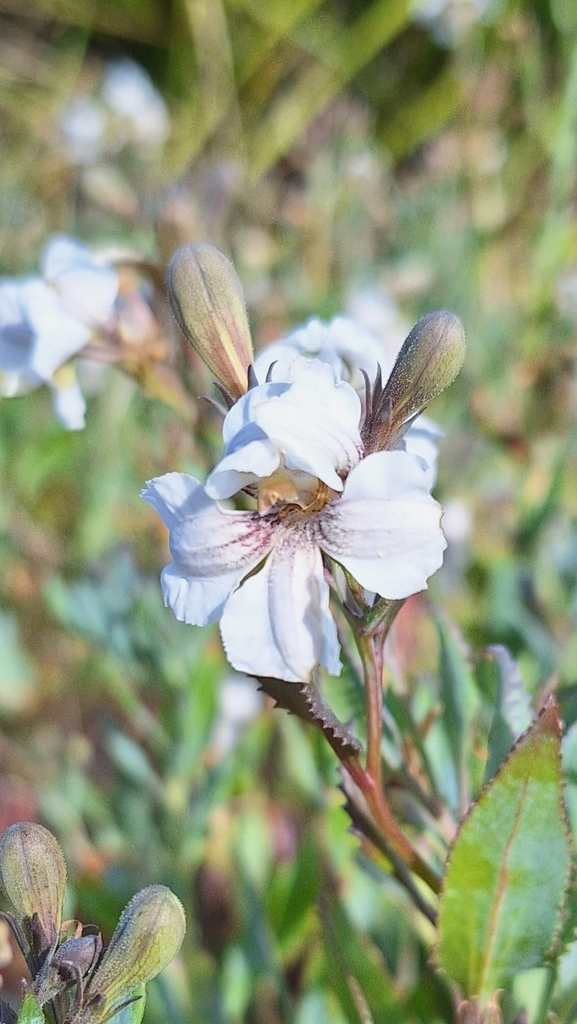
[435,615,479,811]
[437,698,572,1003]
[436,616,474,770]
[483,646,532,783]
[0,612,35,713]
[16,993,45,1024]
[319,892,409,1024]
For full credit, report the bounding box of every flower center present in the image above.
[257,469,338,520]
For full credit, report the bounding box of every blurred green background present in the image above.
[2,0,577,1021]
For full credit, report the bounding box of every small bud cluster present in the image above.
[166,243,465,456]
[0,823,185,1024]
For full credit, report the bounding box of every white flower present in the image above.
[211,675,263,756]
[101,59,170,149]
[143,452,445,683]
[254,315,441,482]
[206,357,362,500]
[60,59,170,166]
[142,361,445,682]
[254,316,385,390]
[60,97,107,165]
[0,236,118,429]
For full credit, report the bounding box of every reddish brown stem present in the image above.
[358,633,383,791]
[344,756,440,893]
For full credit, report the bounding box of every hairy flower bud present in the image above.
[363,310,465,453]
[167,244,253,401]
[0,822,66,957]
[78,885,185,1021]
[34,931,103,1006]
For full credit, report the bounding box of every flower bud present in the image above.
[34,932,103,1006]
[166,244,253,400]
[363,310,465,453]
[0,823,66,956]
[80,885,185,1020]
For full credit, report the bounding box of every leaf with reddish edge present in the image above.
[257,676,362,758]
[436,698,572,1003]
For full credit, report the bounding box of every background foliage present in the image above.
[2,0,577,1021]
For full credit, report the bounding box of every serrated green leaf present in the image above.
[437,699,571,1003]
[257,676,362,758]
[16,993,44,1024]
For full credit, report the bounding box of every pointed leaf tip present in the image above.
[535,695,562,737]
[437,697,572,1003]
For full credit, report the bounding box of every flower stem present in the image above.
[358,633,384,791]
[351,620,441,895]
[344,756,440,893]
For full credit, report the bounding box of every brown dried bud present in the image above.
[0,823,66,957]
[167,244,253,401]
[78,885,185,1021]
[363,310,465,453]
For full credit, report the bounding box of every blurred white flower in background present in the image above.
[101,59,170,149]
[556,268,577,322]
[60,97,108,165]
[211,675,263,757]
[0,236,118,429]
[441,499,473,547]
[60,58,170,166]
[414,0,489,43]
[345,288,410,364]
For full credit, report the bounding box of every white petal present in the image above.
[51,379,86,430]
[142,473,275,626]
[345,289,410,371]
[141,472,203,530]
[0,369,40,397]
[313,316,387,383]
[253,359,361,489]
[42,235,118,326]
[260,316,388,388]
[253,342,303,383]
[205,429,280,500]
[20,280,89,379]
[317,450,446,599]
[213,361,361,496]
[403,414,442,485]
[221,381,289,447]
[42,236,95,281]
[0,281,34,372]
[220,527,341,682]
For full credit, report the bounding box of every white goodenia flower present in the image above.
[253,315,384,391]
[254,315,441,482]
[101,59,170,149]
[142,360,446,683]
[0,236,118,429]
[206,358,363,500]
[60,59,170,166]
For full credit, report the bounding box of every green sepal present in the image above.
[437,698,572,1003]
[16,993,45,1024]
